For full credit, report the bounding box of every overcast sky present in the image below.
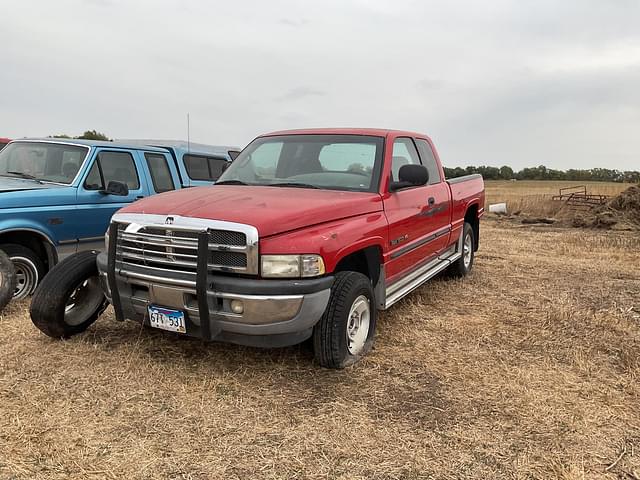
[1,0,639,170]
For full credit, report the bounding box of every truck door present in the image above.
[74,148,150,251]
[383,137,452,284]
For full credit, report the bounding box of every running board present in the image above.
[383,247,461,309]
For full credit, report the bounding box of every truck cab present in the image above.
[0,138,234,300]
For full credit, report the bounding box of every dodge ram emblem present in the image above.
[165,216,174,225]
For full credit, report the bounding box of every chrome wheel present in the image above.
[463,232,473,269]
[346,294,371,356]
[64,277,105,326]
[12,256,39,299]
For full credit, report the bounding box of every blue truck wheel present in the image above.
[0,244,45,299]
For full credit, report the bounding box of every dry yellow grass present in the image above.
[485,180,628,205]
[1,221,639,479]
[485,180,630,217]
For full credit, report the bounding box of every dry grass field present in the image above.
[484,180,629,217]
[1,188,639,479]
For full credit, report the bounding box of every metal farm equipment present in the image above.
[552,185,609,209]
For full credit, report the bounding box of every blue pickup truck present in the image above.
[0,138,237,302]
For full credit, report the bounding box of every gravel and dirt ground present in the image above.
[1,217,639,479]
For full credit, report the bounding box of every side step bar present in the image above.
[383,245,461,310]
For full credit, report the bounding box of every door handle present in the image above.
[428,197,435,206]
[136,195,144,199]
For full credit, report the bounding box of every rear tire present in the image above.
[447,222,475,278]
[313,271,377,369]
[0,249,16,312]
[30,251,108,339]
[1,243,45,299]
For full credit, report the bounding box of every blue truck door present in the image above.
[74,148,150,251]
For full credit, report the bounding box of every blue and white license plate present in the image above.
[148,305,186,334]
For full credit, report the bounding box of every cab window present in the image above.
[145,153,175,193]
[184,154,228,181]
[84,151,140,190]
[391,138,421,182]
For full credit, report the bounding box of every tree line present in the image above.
[444,165,640,183]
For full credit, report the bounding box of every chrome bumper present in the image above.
[97,252,332,347]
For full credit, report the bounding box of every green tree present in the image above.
[77,130,110,141]
[499,165,514,180]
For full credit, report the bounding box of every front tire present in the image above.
[0,249,16,312]
[30,251,108,339]
[1,243,45,299]
[313,271,377,369]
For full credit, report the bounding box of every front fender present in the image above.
[259,212,389,273]
[0,217,57,246]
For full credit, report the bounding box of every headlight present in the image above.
[261,254,326,278]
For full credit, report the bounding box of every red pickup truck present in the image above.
[31,128,484,368]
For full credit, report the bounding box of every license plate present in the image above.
[148,305,186,333]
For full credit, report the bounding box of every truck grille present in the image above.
[112,214,258,277]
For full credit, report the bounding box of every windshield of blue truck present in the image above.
[217,134,385,192]
[0,142,89,184]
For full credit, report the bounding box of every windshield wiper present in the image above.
[6,171,43,183]
[215,179,249,186]
[269,182,319,189]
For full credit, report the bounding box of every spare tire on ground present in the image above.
[30,251,109,338]
[0,249,16,312]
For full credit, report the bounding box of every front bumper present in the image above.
[97,252,332,347]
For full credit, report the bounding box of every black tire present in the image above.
[30,251,109,339]
[447,222,475,278]
[0,249,16,312]
[313,271,377,369]
[1,243,45,299]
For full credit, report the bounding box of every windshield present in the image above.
[0,142,89,184]
[217,134,384,192]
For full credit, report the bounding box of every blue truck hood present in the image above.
[0,177,75,208]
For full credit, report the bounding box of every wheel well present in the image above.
[334,246,382,286]
[464,204,480,250]
[0,231,53,270]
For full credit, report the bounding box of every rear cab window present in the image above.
[144,152,176,193]
[184,154,228,182]
[415,139,442,185]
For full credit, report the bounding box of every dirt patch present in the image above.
[563,185,640,230]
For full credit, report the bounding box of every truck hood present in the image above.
[118,185,383,237]
[0,178,74,209]
[0,176,63,192]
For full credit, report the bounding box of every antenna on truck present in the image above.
[187,113,191,153]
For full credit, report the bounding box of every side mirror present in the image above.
[102,180,129,196]
[389,164,429,192]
